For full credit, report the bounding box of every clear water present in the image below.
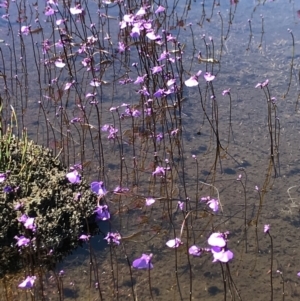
[2,0,300,300]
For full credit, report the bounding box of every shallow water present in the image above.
[2,0,300,300]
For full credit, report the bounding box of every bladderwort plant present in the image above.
[2,0,300,300]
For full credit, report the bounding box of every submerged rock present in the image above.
[0,134,98,277]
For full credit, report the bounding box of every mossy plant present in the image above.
[0,108,98,277]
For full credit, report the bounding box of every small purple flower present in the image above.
[21,25,31,35]
[177,201,184,211]
[152,166,165,176]
[156,133,163,142]
[132,254,153,269]
[146,31,161,41]
[166,238,182,248]
[3,185,12,193]
[91,181,107,197]
[211,247,234,263]
[0,173,6,182]
[113,186,129,194]
[185,71,202,87]
[66,170,81,184]
[24,217,36,231]
[207,198,219,212]
[262,79,269,87]
[79,234,90,241]
[44,6,56,16]
[14,235,30,247]
[264,224,270,234]
[151,65,164,74]
[118,41,127,54]
[18,276,36,289]
[145,197,155,206]
[137,86,150,96]
[108,127,118,140]
[153,88,165,98]
[104,232,121,245]
[70,4,83,15]
[297,272,300,277]
[18,214,28,224]
[64,80,75,90]
[134,75,146,84]
[189,245,202,256]
[222,88,231,96]
[170,128,179,136]
[54,59,65,68]
[94,205,110,221]
[59,270,65,277]
[204,72,215,82]
[207,232,226,248]
[157,51,170,61]
[155,5,165,14]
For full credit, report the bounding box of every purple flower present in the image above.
[211,247,234,263]
[189,245,202,256]
[3,185,12,193]
[222,88,231,96]
[24,217,36,231]
[204,72,215,82]
[107,127,118,140]
[297,272,300,277]
[156,133,163,142]
[185,70,202,87]
[207,232,226,248]
[152,166,165,176]
[18,214,36,231]
[118,41,127,54]
[14,235,30,247]
[59,270,65,277]
[146,31,161,41]
[171,128,179,136]
[255,80,268,89]
[64,80,75,90]
[94,205,110,221]
[155,5,165,14]
[113,186,129,194]
[18,276,36,289]
[66,170,81,184]
[44,6,56,16]
[145,197,155,206]
[70,4,83,15]
[18,214,28,224]
[153,88,165,98]
[166,238,182,248]
[90,79,101,87]
[104,232,121,245]
[70,117,81,123]
[151,65,164,74]
[157,51,170,62]
[79,234,90,241]
[0,173,6,182]
[132,254,153,269]
[167,78,176,86]
[264,224,270,234]
[21,25,31,35]
[137,86,150,96]
[207,198,219,212]
[134,75,146,84]
[177,201,184,211]
[91,181,107,197]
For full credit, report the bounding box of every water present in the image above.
[2,0,300,300]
